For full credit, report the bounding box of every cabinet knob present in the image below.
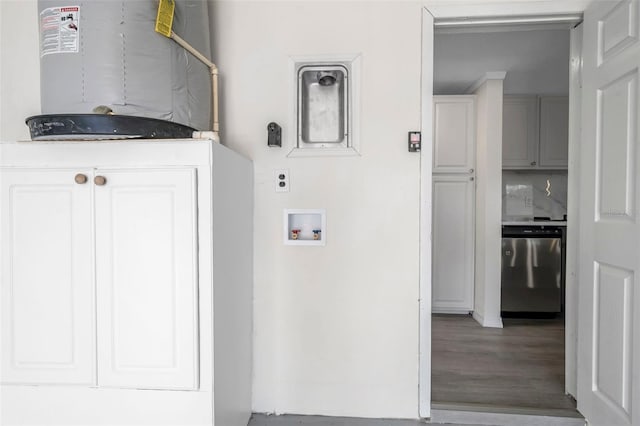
[469,168,474,173]
[74,173,88,184]
[470,177,475,181]
[94,176,107,186]
[531,161,537,166]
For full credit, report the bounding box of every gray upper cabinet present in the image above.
[502,96,539,168]
[502,95,568,169]
[538,97,569,168]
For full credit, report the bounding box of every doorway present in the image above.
[425,16,582,418]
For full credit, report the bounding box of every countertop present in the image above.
[502,221,567,226]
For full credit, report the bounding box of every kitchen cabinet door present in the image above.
[502,96,538,167]
[432,175,475,313]
[95,168,199,390]
[539,96,569,168]
[1,169,94,384]
[433,96,476,173]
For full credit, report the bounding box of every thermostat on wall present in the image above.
[408,131,421,152]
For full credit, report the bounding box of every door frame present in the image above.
[418,6,434,418]
[418,8,583,418]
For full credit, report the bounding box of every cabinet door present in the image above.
[502,96,538,167]
[538,96,569,168]
[95,169,199,390]
[433,96,476,173]
[1,169,94,384]
[432,175,475,313]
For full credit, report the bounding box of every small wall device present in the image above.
[408,131,421,152]
[268,122,282,147]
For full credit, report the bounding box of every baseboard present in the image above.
[472,311,503,328]
[432,308,473,315]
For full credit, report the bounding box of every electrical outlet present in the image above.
[275,169,289,192]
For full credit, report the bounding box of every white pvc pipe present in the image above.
[170,31,220,133]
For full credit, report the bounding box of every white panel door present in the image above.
[432,175,475,313]
[539,96,569,168]
[502,96,538,167]
[95,168,199,390]
[0,169,94,384]
[578,1,640,425]
[433,96,476,173]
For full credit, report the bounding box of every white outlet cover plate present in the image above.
[275,169,289,192]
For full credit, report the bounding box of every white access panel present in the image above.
[0,169,94,385]
[94,168,199,390]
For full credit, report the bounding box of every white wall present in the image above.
[0,0,40,141]
[209,1,423,419]
[473,77,504,328]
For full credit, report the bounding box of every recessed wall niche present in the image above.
[288,54,361,157]
[284,209,326,246]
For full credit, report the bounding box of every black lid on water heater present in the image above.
[25,114,196,140]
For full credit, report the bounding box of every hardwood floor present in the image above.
[431,314,577,412]
[248,413,486,425]
[249,413,584,426]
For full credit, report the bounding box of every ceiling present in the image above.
[434,27,571,95]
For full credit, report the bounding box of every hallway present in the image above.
[431,314,577,413]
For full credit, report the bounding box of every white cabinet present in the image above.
[95,169,198,390]
[1,168,198,390]
[502,96,539,167]
[433,96,475,173]
[432,175,475,313]
[539,96,569,167]
[502,95,569,169]
[0,140,253,426]
[432,95,476,313]
[1,169,94,385]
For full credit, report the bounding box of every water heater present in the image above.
[37,0,212,130]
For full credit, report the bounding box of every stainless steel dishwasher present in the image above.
[501,226,563,313]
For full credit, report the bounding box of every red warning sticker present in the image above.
[40,5,80,57]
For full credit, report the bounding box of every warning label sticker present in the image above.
[155,0,175,38]
[40,6,80,57]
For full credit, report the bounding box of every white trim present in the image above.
[432,309,473,315]
[472,311,504,329]
[419,6,434,420]
[466,71,507,95]
[434,14,583,28]
[424,0,590,20]
[436,22,582,35]
[564,22,583,400]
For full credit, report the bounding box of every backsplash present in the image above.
[502,170,568,221]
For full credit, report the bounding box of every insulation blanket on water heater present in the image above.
[38,0,211,130]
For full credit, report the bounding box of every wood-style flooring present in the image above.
[248,413,486,425]
[248,413,584,426]
[431,314,577,412]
